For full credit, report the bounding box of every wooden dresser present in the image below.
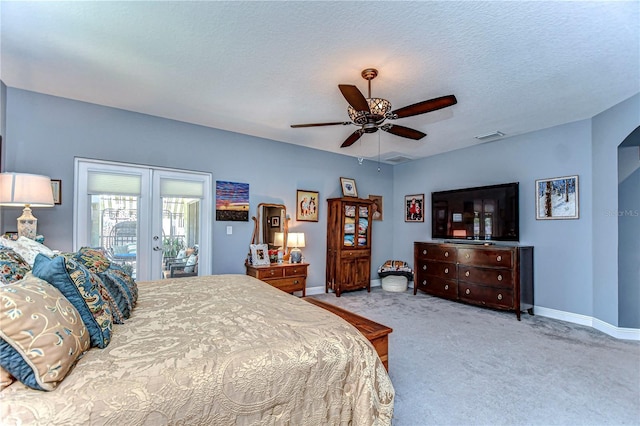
[325,197,373,297]
[246,262,308,296]
[304,297,392,371]
[414,242,533,320]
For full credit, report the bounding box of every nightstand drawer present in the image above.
[254,268,285,280]
[284,265,307,277]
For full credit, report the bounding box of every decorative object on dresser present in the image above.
[250,243,270,266]
[304,297,392,371]
[287,232,305,263]
[414,241,533,320]
[326,197,373,297]
[246,262,308,296]
[0,172,55,239]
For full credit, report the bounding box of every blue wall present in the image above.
[2,87,639,330]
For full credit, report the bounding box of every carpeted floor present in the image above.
[310,287,640,426]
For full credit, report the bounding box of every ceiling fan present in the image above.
[291,68,457,148]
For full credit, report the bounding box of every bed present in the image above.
[0,274,394,425]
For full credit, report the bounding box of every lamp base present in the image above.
[17,205,38,240]
[289,248,302,263]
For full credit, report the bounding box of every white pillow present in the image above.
[184,254,197,273]
[0,236,55,267]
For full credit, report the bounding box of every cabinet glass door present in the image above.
[343,204,356,246]
[358,205,369,247]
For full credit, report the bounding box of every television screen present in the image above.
[431,182,519,242]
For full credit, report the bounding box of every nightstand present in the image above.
[246,262,308,296]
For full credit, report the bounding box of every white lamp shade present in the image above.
[274,232,285,247]
[0,173,54,207]
[287,232,305,248]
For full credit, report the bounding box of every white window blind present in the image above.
[87,171,142,195]
[160,179,204,198]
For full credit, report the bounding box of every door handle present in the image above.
[153,246,163,251]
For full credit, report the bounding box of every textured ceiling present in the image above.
[1,1,638,163]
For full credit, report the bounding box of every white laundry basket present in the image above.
[381,275,408,292]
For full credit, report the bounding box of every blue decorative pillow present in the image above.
[0,247,31,285]
[0,274,90,391]
[73,247,111,273]
[103,264,138,308]
[32,254,112,348]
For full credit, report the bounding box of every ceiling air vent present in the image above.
[475,131,505,141]
[384,155,413,164]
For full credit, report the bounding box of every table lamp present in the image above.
[287,232,305,263]
[0,172,54,239]
[274,232,285,263]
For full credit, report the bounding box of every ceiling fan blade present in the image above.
[340,130,364,148]
[291,121,351,128]
[338,84,370,113]
[382,124,426,140]
[392,95,457,119]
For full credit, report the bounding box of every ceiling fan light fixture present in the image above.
[347,98,392,124]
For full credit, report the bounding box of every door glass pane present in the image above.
[90,195,138,278]
[161,197,200,279]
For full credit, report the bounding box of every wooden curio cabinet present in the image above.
[326,197,373,297]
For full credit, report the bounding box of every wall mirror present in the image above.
[251,203,288,250]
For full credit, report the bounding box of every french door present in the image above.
[73,159,212,281]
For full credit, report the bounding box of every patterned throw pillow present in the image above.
[73,247,111,273]
[98,272,133,322]
[103,263,138,308]
[32,254,112,348]
[377,259,414,280]
[0,274,90,391]
[0,236,55,267]
[0,247,31,285]
[0,366,14,391]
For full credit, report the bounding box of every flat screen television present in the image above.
[431,182,519,242]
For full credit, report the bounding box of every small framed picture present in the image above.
[535,175,579,220]
[340,177,358,197]
[270,216,280,228]
[250,243,270,266]
[3,232,18,241]
[405,194,424,222]
[368,195,383,221]
[51,179,62,205]
[296,190,319,222]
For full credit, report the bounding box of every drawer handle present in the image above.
[293,269,298,273]
[444,284,449,290]
[496,255,502,262]
[497,274,503,281]
[444,251,449,257]
[270,270,275,275]
[465,253,470,259]
[465,271,470,277]
[444,267,449,274]
[423,249,427,255]
[294,280,299,284]
[422,280,427,285]
[465,288,470,295]
[423,265,427,270]
[497,293,503,300]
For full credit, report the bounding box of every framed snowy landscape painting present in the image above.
[535,175,579,220]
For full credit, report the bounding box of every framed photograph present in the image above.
[270,216,280,228]
[3,231,18,241]
[536,175,579,220]
[250,243,270,266]
[405,194,424,222]
[368,195,383,221]
[51,179,62,205]
[340,177,358,197]
[296,189,319,222]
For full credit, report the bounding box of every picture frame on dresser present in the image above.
[535,175,579,220]
[250,243,270,266]
[404,194,424,222]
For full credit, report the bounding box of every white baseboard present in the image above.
[526,306,640,341]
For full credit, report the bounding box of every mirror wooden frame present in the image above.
[251,203,288,250]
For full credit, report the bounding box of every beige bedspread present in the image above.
[0,274,394,425]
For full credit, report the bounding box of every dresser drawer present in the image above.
[458,248,513,268]
[267,277,306,293]
[458,265,513,287]
[417,260,457,279]
[415,244,456,262]
[415,276,457,299]
[340,250,370,260]
[254,268,285,280]
[458,283,513,309]
[284,265,307,277]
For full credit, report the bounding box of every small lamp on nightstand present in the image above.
[0,172,54,239]
[274,232,285,263]
[287,232,305,263]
